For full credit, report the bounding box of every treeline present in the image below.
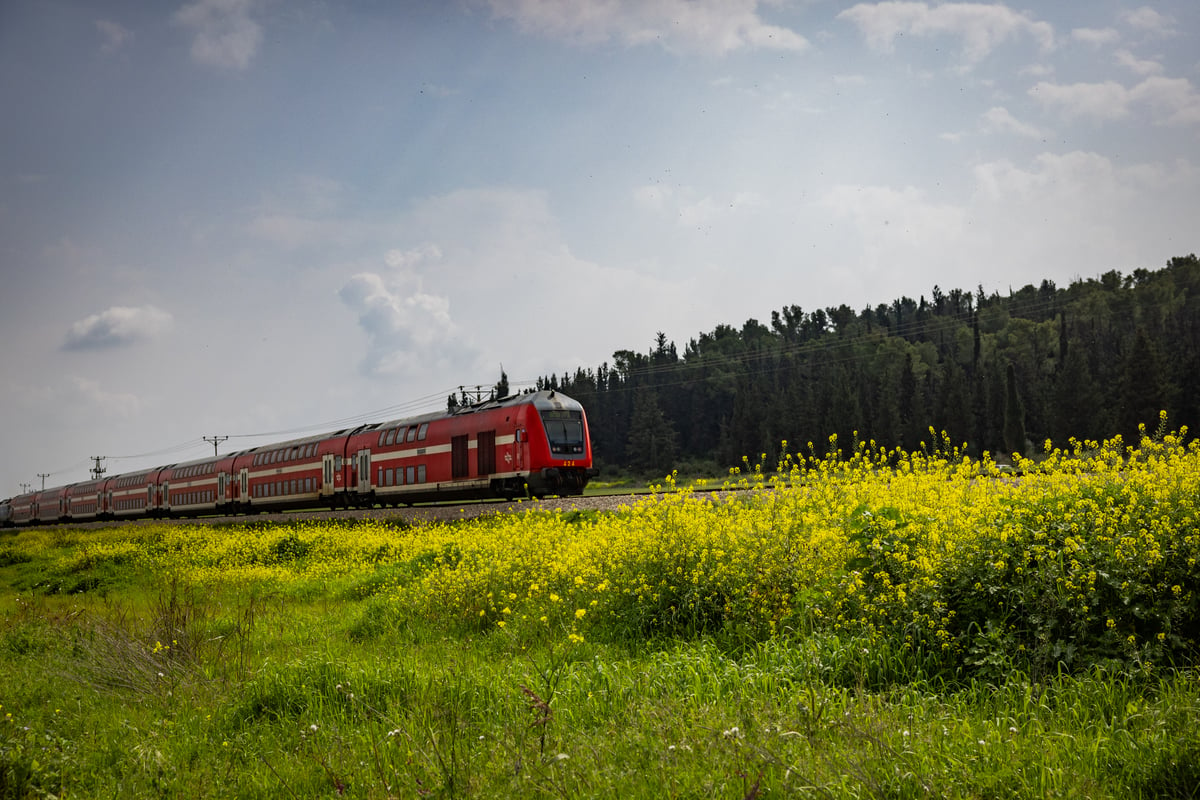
[535,254,1200,473]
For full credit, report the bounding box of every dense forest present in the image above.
[532,254,1200,473]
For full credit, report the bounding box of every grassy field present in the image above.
[2,429,1199,798]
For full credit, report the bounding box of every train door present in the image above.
[477,430,496,476]
[322,454,334,495]
[357,449,371,493]
[239,469,249,502]
[452,435,470,479]
[218,473,227,504]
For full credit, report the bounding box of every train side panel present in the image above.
[63,479,106,523]
[158,455,239,517]
[109,471,159,520]
[238,432,349,513]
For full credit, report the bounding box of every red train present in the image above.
[1,391,597,526]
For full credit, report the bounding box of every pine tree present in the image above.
[625,392,678,473]
[1120,328,1171,440]
[1003,362,1027,457]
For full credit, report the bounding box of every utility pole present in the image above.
[37,473,49,490]
[90,457,106,481]
[203,435,229,456]
[20,483,31,494]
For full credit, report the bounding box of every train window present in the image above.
[385,428,397,446]
[386,468,394,486]
[406,426,418,443]
[540,409,585,455]
[417,464,426,483]
[291,448,299,460]
[406,466,415,484]
[418,423,429,441]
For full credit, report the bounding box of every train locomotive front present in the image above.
[521,390,596,498]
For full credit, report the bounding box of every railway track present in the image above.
[13,493,647,530]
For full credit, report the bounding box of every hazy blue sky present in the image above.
[2,0,1197,494]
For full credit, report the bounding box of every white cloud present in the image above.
[633,183,673,213]
[816,150,1200,300]
[1070,27,1120,46]
[484,0,809,55]
[1029,79,1130,122]
[1031,76,1200,125]
[837,2,1055,65]
[95,19,133,54]
[68,377,143,418]
[63,306,173,350]
[174,0,263,70]
[967,151,1196,264]
[633,183,766,227]
[1122,6,1178,37]
[338,258,473,378]
[821,184,969,272]
[1019,62,1054,78]
[1114,48,1163,76]
[981,106,1044,138]
[333,188,696,382]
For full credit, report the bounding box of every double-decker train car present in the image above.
[1,390,596,526]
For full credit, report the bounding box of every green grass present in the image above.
[2,530,1198,799]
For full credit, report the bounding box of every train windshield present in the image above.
[540,410,585,456]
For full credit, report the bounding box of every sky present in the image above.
[2,0,1198,496]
